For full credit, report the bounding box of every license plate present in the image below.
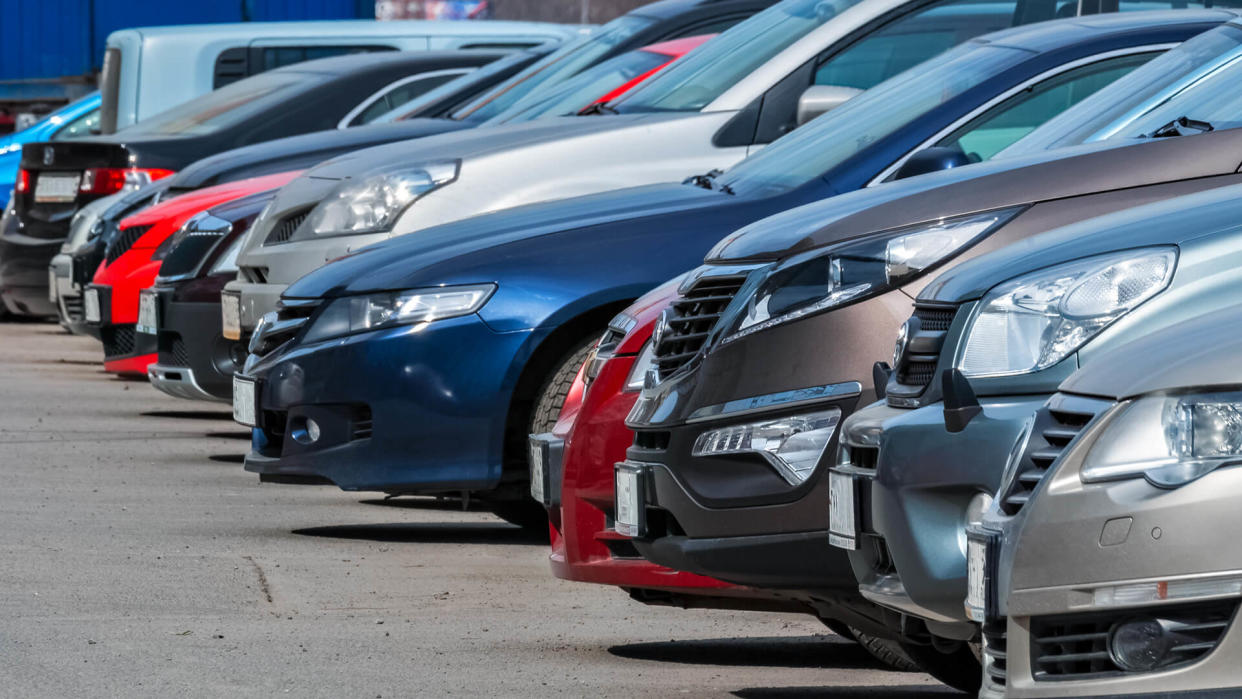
[614,463,645,537]
[222,292,242,340]
[34,173,80,203]
[232,376,257,427]
[83,288,101,323]
[828,470,859,550]
[529,439,546,505]
[966,533,996,622]
[136,291,158,335]
[48,269,57,303]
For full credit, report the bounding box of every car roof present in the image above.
[630,0,772,20]
[112,20,577,40]
[269,48,508,77]
[642,34,716,57]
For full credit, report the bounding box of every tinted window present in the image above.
[935,51,1156,160]
[50,107,102,140]
[350,72,468,126]
[261,45,396,71]
[488,49,671,124]
[118,71,312,137]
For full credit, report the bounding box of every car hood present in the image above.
[1060,302,1242,400]
[172,118,470,190]
[706,129,1242,263]
[920,178,1242,303]
[296,112,688,182]
[283,180,722,299]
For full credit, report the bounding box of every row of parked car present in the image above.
[4,0,1241,695]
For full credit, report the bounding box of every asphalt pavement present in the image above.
[0,322,958,697]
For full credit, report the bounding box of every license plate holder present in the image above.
[966,530,1001,622]
[828,470,860,550]
[34,173,80,203]
[83,287,101,324]
[232,375,258,427]
[136,291,158,335]
[528,434,565,508]
[614,462,647,537]
[222,292,242,340]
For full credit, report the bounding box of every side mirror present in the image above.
[796,85,862,126]
[893,146,975,180]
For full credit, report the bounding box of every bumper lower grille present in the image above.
[1031,599,1236,680]
[62,294,83,322]
[999,395,1110,516]
[105,224,152,265]
[652,273,747,381]
[982,620,1008,689]
[102,325,136,358]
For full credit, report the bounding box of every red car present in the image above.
[83,171,302,376]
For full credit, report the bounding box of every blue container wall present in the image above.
[0,0,375,81]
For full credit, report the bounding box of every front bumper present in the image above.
[148,286,238,402]
[229,280,286,335]
[834,396,1047,635]
[0,231,60,317]
[84,283,156,375]
[242,312,528,493]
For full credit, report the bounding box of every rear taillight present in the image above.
[79,167,174,196]
[15,169,29,194]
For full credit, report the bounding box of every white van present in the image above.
[98,20,583,132]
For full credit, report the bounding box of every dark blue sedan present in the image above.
[234,10,1231,527]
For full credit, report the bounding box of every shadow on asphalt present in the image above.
[291,521,548,546]
[205,430,252,440]
[208,453,246,464]
[142,410,232,420]
[609,635,897,671]
[733,686,958,698]
[359,497,490,512]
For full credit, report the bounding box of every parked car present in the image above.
[974,301,1242,698]
[223,0,1144,341]
[838,181,1242,694]
[146,192,284,402]
[619,17,1242,691]
[82,171,303,375]
[0,92,101,209]
[98,20,577,133]
[2,49,511,319]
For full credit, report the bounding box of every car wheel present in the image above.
[898,639,982,694]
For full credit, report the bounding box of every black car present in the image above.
[2,48,510,318]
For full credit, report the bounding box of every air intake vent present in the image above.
[982,620,1008,689]
[352,407,374,440]
[264,208,312,245]
[248,299,320,360]
[998,394,1109,516]
[105,224,153,265]
[213,47,249,88]
[652,273,748,381]
[894,304,957,390]
[102,325,136,358]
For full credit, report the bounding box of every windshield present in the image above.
[449,15,653,123]
[486,48,671,124]
[999,23,1242,156]
[719,42,1030,195]
[369,51,539,124]
[118,70,311,137]
[613,0,863,114]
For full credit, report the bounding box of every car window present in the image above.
[50,107,102,140]
[118,71,312,137]
[934,51,1157,160]
[487,49,672,124]
[260,45,396,72]
[348,71,471,126]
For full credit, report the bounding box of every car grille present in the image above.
[263,208,312,245]
[248,299,320,359]
[982,620,1008,689]
[102,325,136,358]
[895,304,957,390]
[1031,599,1236,679]
[652,272,747,381]
[998,394,1111,516]
[62,294,83,322]
[105,224,153,265]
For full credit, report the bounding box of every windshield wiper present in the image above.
[578,101,617,116]
[685,168,734,195]
[1144,116,1214,139]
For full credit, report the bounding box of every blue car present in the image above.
[234,11,1226,526]
[0,93,100,207]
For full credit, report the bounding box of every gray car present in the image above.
[834,179,1242,692]
[970,305,1242,698]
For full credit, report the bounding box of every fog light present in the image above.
[691,408,841,485]
[1110,618,1172,671]
[291,417,321,445]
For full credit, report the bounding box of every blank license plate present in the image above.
[48,269,57,303]
[83,288,101,323]
[614,463,645,537]
[529,440,546,505]
[34,173,80,203]
[222,292,242,340]
[828,471,858,550]
[136,291,158,335]
[233,376,257,427]
[966,535,990,620]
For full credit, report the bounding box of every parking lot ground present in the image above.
[0,322,957,697]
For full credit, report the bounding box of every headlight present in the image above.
[297,161,459,239]
[692,408,841,485]
[1081,390,1242,488]
[720,208,1020,344]
[957,248,1175,378]
[300,283,494,343]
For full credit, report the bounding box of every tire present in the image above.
[899,639,982,694]
[852,628,922,673]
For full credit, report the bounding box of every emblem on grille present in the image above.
[892,320,909,369]
[42,146,54,166]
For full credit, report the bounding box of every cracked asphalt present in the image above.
[0,322,958,697]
